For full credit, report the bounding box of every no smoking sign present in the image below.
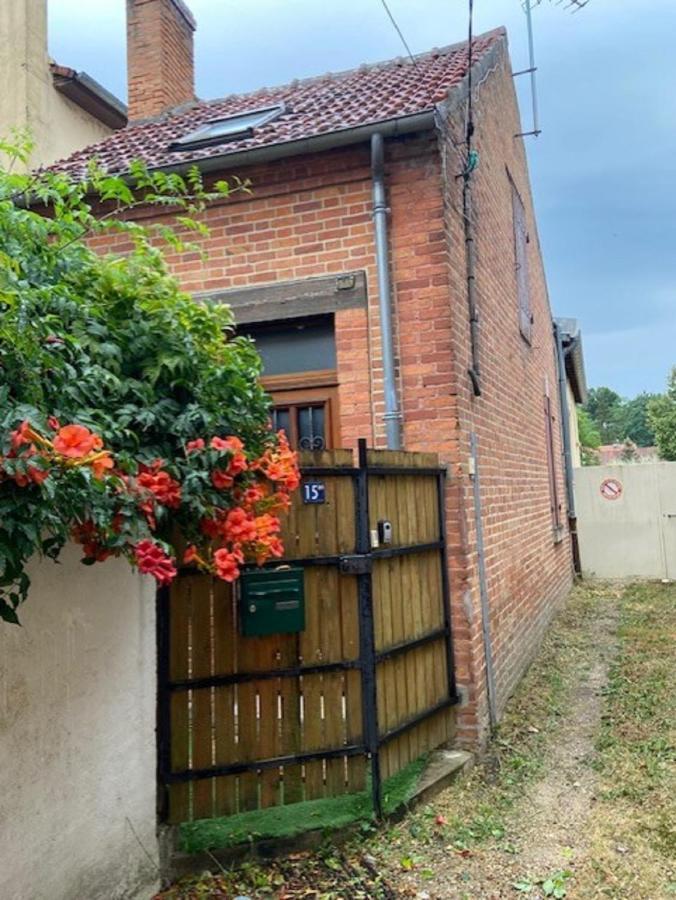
[600,477,623,501]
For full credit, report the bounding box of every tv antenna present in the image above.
[514,0,591,138]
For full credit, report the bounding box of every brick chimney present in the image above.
[126,0,196,121]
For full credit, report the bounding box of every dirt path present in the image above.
[497,602,620,882]
[375,589,622,899]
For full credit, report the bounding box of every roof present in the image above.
[555,317,588,405]
[48,28,504,179]
[50,63,127,131]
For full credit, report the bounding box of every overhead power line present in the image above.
[378,0,418,68]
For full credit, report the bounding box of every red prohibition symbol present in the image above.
[600,477,623,501]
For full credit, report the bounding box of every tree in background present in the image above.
[577,407,601,466]
[648,368,676,461]
[584,387,657,447]
[622,393,658,447]
[584,387,623,444]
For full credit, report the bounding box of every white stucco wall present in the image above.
[0,0,115,170]
[568,385,582,469]
[0,545,158,900]
[575,462,676,580]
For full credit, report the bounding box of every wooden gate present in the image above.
[157,441,458,824]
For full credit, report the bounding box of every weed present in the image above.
[513,869,572,897]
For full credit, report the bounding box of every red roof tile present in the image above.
[50,29,504,178]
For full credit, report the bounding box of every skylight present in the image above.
[171,104,285,150]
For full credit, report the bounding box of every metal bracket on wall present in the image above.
[339,554,373,575]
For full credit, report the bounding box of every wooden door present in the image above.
[264,372,340,450]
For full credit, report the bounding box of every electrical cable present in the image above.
[466,0,474,151]
[376,0,482,396]
[378,0,419,70]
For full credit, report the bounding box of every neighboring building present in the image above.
[598,443,658,465]
[0,0,126,170]
[52,0,577,747]
[554,317,587,468]
[553,317,587,574]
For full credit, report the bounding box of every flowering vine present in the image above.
[0,141,286,624]
[0,418,299,623]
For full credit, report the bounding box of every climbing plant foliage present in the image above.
[0,137,298,624]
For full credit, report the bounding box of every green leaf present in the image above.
[0,598,21,625]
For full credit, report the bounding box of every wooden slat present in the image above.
[168,576,191,823]
[339,574,366,791]
[374,554,396,780]
[366,449,439,469]
[280,681,303,805]
[237,632,283,810]
[258,668,281,809]
[213,581,238,816]
[397,555,416,766]
[299,568,325,798]
[236,680,259,811]
[190,577,215,820]
[320,568,346,793]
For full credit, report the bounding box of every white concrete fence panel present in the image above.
[574,461,676,580]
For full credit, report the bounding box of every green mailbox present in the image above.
[239,567,305,637]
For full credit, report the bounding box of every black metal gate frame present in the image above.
[156,438,459,821]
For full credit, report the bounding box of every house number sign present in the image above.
[302,481,326,504]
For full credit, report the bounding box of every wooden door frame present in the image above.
[262,369,341,449]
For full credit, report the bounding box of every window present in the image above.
[544,394,563,532]
[242,316,339,451]
[171,104,284,150]
[241,318,336,377]
[271,389,338,451]
[511,180,532,342]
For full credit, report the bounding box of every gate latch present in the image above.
[339,554,372,575]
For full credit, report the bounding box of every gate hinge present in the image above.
[339,554,372,575]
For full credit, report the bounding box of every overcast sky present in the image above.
[47,0,676,397]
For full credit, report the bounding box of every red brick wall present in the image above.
[89,42,572,746]
[90,146,386,448]
[126,0,195,120]
[435,44,573,743]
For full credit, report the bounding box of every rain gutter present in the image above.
[151,111,437,177]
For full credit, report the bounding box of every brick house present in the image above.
[53,0,576,747]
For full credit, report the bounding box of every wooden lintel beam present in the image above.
[196,270,367,324]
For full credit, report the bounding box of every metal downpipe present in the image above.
[371,132,402,449]
[469,431,497,730]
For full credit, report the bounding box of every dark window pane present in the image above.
[297,405,325,451]
[272,407,291,439]
[243,317,336,376]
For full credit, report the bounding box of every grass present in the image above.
[574,581,676,898]
[179,753,428,853]
[376,582,603,858]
